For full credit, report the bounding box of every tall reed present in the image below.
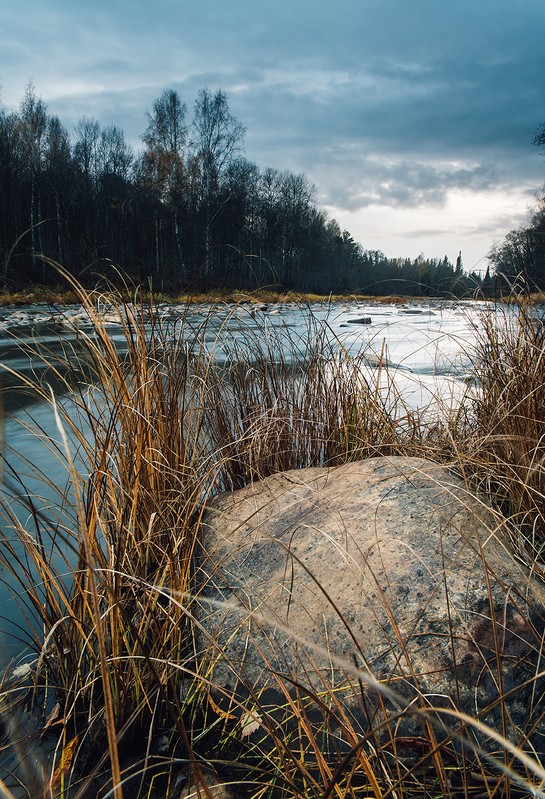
[465,297,545,566]
[0,279,223,795]
[0,274,426,795]
[0,276,543,798]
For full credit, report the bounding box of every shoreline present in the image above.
[0,286,480,308]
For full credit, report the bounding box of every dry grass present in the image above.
[0,273,544,798]
[460,298,545,565]
[0,286,431,309]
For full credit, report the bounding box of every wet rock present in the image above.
[364,351,395,367]
[347,316,372,324]
[398,308,436,315]
[5,310,31,324]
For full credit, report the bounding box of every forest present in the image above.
[0,84,490,296]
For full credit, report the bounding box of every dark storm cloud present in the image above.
[328,160,499,211]
[1,0,544,262]
[231,41,545,213]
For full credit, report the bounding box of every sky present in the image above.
[1,0,544,273]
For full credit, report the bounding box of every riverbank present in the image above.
[0,285,458,308]
[1,281,545,798]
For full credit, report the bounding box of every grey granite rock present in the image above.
[195,456,545,756]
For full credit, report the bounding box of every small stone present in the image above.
[347,316,372,324]
[180,770,236,799]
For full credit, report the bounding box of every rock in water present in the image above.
[195,456,545,759]
[347,316,372,324]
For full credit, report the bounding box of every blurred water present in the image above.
[0,399,86,665]
[0,298,483,666]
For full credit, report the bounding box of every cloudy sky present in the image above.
[1,0,544,272]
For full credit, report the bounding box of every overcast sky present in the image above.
[2,0,544,272]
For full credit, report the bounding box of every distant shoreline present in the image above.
[0,286,488,308]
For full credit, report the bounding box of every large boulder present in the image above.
[194,457,545,761]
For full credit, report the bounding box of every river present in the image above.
[0,297,483,667]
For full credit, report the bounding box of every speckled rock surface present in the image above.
[195,456,545,749]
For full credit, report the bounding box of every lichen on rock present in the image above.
[194,456,545,759]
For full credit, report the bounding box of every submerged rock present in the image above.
[195,456,545,758]
[347,316,372,324]
[398,307,436,315]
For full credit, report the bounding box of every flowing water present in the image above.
[0,297,485,666]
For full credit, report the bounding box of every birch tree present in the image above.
[190,88,245,281]
[19,83,47,273]
[141,89,188,280]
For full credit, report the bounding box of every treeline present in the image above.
[487,199,545,292]
[487,123,545,292]
[0,83,478,296]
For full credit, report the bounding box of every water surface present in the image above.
[0,297,483,665]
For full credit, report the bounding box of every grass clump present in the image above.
[463,298,545,564]
[0,272,545,798]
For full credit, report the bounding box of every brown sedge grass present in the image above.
[0,270,227,796]
[462,296,545,566]
[0,271,544,797]
[191,524,545,799]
